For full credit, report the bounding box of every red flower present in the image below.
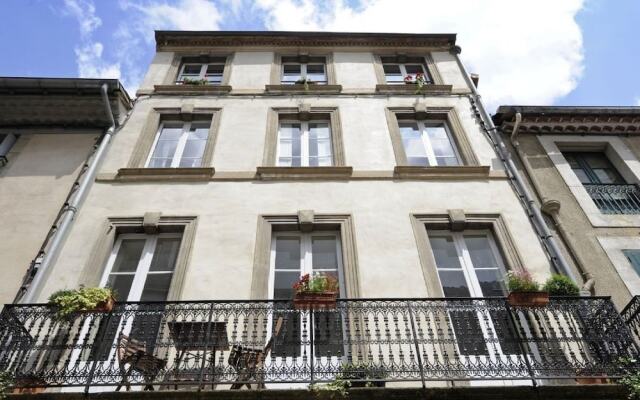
[404,75,414,83]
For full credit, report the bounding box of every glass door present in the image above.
[268,232,346,384]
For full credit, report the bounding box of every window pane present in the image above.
[476,269,506,296]
[312,237,338,270]
[309,123,330,139]
[464,235,499,269]
[140,274,173,301]
[181,138,206,159]
[275,237,301,270]
[111,239,145,272]
[405,64,425,75]
[437,270,471,297]
[278,123,301,167]
[306,64,326,83]
[158,124,183,140]
[623,249,640,277]
[178,158,202,168]
[383,64,403,83]
[428,235,462,269]
[274,271,299,299]
[106,274,135,301]
[182,64,202,74]
[206,64,224,74]
[400,123,428,166]
[282,64,302,83]
[149,237,181,272]
[148,158,173,168]
[151,139,179,159]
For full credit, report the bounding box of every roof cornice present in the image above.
[493,106,640,135]
[155,30,456,51]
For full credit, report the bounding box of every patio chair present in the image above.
[228,316,284,390]
[115,334,167,391]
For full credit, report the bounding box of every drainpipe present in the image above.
[451,46,576,282]
[19,83,117,303]
[509,113,594,294]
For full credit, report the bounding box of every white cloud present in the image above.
[635,97,640,106]
[62,0,121,80]
[254,0,585,111]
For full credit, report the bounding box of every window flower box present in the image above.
[505,271,549,307]
[292,273,339,310]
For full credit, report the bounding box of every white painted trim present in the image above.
[276,120,333,167]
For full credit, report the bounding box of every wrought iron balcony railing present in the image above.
[584,183,640,214]
[622,295,640,348]
[0,297,637,392]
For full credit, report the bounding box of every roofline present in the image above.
[0,77,132,109]
[493,105,640,124]
[155,30,456,50]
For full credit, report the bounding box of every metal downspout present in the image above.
[451,46,576,282]
[19,83,117,303]
[509,112,594,294]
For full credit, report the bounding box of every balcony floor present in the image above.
[6,385,627,400]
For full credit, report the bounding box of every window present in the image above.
[623,249,640,278]
[277,119,333,167]
[398,120,460,166]
[177,57,226,84]
[87,233,182,360]
[269,231,345,358]
[146,116,211,168]
[381,56,432,84]
[428,230,518,356]
[281,56,327,85]
[563,151,640,214]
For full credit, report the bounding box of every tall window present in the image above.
[623,249,640,278]
[563,151,640,214]
[281,56,327,85]
[177,57,226,84]
[399,120,460,166]
[147,117,211,168]
[269,232,345,358]
[277,119,333,167]
[381,56,432,84]
[428,230,518,356]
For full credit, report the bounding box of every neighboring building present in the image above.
[0,77,131,306]
[493,106,640,307]
[0,33,635,398]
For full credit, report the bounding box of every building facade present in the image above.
[0,33,636,398]
[0,78,131,306]
[494,106,640,307]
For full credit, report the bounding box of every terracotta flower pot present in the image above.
[92,296,116,313]
[12,376,47,394]
[293,291,338,310]
[507,291,549,307]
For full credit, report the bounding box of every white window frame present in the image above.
[280,62,327,84]
[383,62,429,84]
[177,62,225,84]
[145,120,208,168]
[268,231,346,298]
[276,119,333,167]
[400,120,461,167]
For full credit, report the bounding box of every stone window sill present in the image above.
[116,167,215,181]
[265,84,343,94]
[153,85,232,95]
[394,165,490,179]
[257,166,353,180]
[376,84,452,94]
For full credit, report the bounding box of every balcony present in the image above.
[0,297,637,395]
[584,183,640,214]
[622,295,640,347]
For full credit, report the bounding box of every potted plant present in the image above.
[505,271,548,307]
[543,274,580,296]
[404,73,428,94]
[337,363,388,388]
[48,287,116,319]
[180,77,209,85]
[11,373,46,395]
[292,273,338,310]
[295,77,315,91]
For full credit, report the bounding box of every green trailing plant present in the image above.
[619,357,640,399]
[309,378,350,399]
[295,77,315,92]
[48,287,116,319]
[337,363,388,387]
[0,371,13,399]
[181,77,209,85]
[542,274,580,296]
[506,270,540,293]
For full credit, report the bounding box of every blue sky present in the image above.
[0,0,638,110]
